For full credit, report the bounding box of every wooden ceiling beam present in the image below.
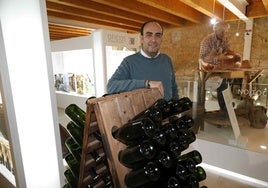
[57,0,150,24]
[47,1,141,29]
[47,10,140,32]
[137,0,209,24]
[90,0,188,26]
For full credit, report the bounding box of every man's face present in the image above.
[141,22,163,57]
[215,27,228,40]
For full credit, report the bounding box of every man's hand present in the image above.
[148,81,164,97]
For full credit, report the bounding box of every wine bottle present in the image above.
[124,161,161,188]
[148,175,181,188]
[87,163,111,183]
[169,117,188,132]
[169,115,194,131]
[65,104,86,128]
[64,168,78,188]
[66,121,83,146]
[63,183,71,188]
[111,117,158,146]
[161,122,178,141]
[65,137,82,162]
[151,129,166,147]
[151,98,171,119]
[180,174,199,188]
[169,139,187,157]
[175,163,189,181]
[167,176,181,188]
[92,130,102,141]
[180,129,196,145]
[131,106,163,123]
[193,166,206,182]
[167,97,192,116]
[87,174,113,188]
[176,158,196,174]
[90,150,105,164]
[155,150,174,169]
[177,150,202,166]
[89,167,100,181]
[180,115,194,130]
[118,140,156,168]
[65,153,80,177]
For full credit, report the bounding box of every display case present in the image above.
[51,29,140,99]
[0,92,15,188]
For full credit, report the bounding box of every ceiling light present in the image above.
[260,145,267,150]
[210,18,217,25]
[235,19,240,37]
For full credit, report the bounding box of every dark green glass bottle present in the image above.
[65,153,80,178]
[90,150,105,164]
[167,176,181,188]
[131,106,163,123]
[151,129,166,147]
[175,163,189,181]
[193,166,206,182]
[66,121,83,146]
[180,129,196,145]
[151,98,171,119]
[176,158,196,174]
[87,174,113,188]
[63,183,71,188]
[167,97,193,115]
[180,115,194,129]
[111,117,158,146]
[118,140,156,168]
[156,150,174,169]
[64,168,78,188]
[65,104,86,128]
[88,167,100,181]
[169,139,186,157]
[65,137,82,162]
[161,122,178,141]
[169,117,188,132]
[124,161,161,188]
[177,150,202,166]
[180,174,199,188]
[169,115,194,131]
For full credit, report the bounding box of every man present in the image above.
[199,21,241,111]
[107,20,179,100]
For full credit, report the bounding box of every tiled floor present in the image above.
[195,108,268,187]
[199,164,266,188]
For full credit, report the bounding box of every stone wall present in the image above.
[160,17,268,80]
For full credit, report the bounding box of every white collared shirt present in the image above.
[140,49,160,58]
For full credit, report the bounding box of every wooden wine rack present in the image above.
[79,88,162,188]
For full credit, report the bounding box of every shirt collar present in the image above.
[140,49,160,58]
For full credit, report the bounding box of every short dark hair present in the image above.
[140,20,163,35]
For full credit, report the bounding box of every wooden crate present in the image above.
[82,88,162,187]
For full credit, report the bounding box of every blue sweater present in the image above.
[107,52,179,100]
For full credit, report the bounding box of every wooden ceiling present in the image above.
[46,0,268,41]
